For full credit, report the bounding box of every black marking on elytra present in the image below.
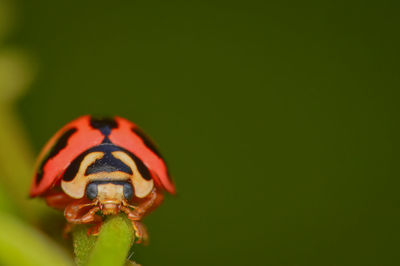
[90,117,118,136]
[62,152,87,182]
[131,127,163,159]
[124,149,152,180]
[62,144,152,181]
[85,150,132,175]
[101,136,112,144]
[35,128,77,185]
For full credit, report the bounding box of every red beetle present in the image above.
[30,115,175,242]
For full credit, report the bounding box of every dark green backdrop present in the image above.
[10,0,400,265]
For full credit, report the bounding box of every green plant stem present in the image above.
[72,225,97,266]
[73,214,135,266]
[0,212,73,266]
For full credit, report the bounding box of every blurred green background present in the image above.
[2,0,399,265]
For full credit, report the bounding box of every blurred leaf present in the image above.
[0,48,46,221]
[0,183,19,215]
[0,212,73,266]
[0,50,35,103]
[0,105,50,221]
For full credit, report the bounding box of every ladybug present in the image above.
[30,115,175,242]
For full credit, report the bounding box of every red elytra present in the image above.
[29,115,175,197]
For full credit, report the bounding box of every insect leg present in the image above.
[44,191,75,210]
[64,199,101,224]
